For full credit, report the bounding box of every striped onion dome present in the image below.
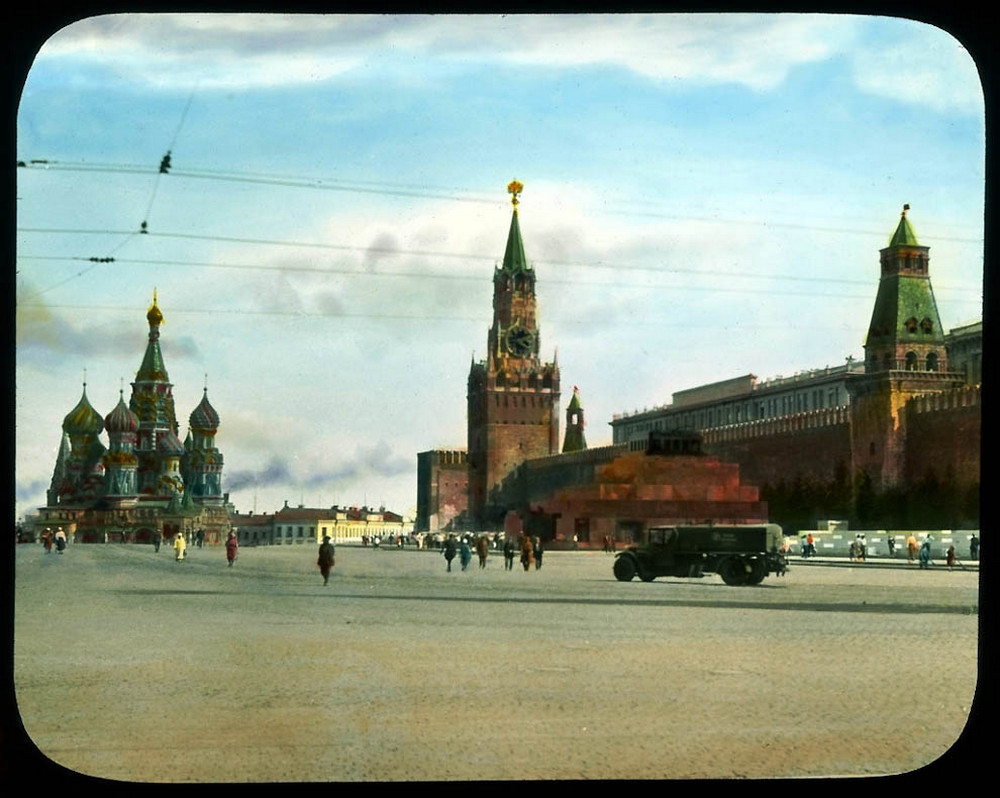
[62,386,104,436]
[189,389,220,432]
[157,430,186,456]
[105,391,139,435]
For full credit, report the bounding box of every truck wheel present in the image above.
[746,557,766,585]
[613,556,637,582]
[719,557,749,586]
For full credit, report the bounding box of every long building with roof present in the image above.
[36,292,232,544]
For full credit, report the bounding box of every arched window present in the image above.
[905,351,917,371]
[926,352,938,372]
[921,317,934,334]
[905,317,918,333]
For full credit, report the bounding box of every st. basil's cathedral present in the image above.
[37,292,232,544]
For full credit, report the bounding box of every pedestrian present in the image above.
[919,536,932,569]
[475,535,489,569]
[572,533,579,551]
[225,531,239,567]
[946,544,956,570]
[443,535,458,572]
[907,535,918,563]
[520,535,534,572]
[54,527,67,553]
[41,528,53,553]
[503,535,516,571]
[174,532,186,563]
[459,539,472,571]
[533,535,544,570]
[317,535,335,585]
[969,535,979,560]
[152,529,162,553]
[806,533,816,558]
[886,534,896,557]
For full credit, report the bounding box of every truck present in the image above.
[612,523,787,586]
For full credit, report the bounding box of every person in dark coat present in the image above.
[225,531,239,567]
[919,537,932,569]
[443,535,458,572]
[969,535,979,560]
[533,536,544,570]
[459,539,472,571]
[317,535,335,585]
[503,536,516,571]
[152,529,162,553]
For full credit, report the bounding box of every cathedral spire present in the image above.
[137,289,169,383]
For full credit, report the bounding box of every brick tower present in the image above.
[848,205,964,490]
[467,182,560,527]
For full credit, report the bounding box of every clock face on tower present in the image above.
[505,325,535,357]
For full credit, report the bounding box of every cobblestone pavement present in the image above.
[12,543,982,782]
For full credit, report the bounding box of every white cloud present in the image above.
[37,13,858,92]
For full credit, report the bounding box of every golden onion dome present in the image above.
[146,289,163,326]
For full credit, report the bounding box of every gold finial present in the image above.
[507,180,523,213]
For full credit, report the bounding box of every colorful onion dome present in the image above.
[157,430,185,456]
[189,389,220,431]
[105,391,139,434]
[62,386,104,436]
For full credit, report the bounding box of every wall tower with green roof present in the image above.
[848,205,965,491]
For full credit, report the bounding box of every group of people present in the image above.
[39,527,68,554]
[435,533,544,573]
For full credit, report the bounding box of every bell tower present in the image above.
[468,181,561,527]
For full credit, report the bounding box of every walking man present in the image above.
[152,529,162,553]
[317,535,335,585]
[503,535,516,571]
[174,532,186,563]
[443,535,458,572]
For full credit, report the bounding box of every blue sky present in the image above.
[14,13,985,522]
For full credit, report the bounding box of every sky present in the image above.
[13,12,985,523]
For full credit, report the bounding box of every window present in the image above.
[905,351,917,371]
[905,317,918,333]
[921,318,933,333]
[926,352,938,372]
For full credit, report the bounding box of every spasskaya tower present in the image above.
[467,181,560,528]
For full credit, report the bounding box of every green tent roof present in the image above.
[501,210,531,274]
[888,208,919,247]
